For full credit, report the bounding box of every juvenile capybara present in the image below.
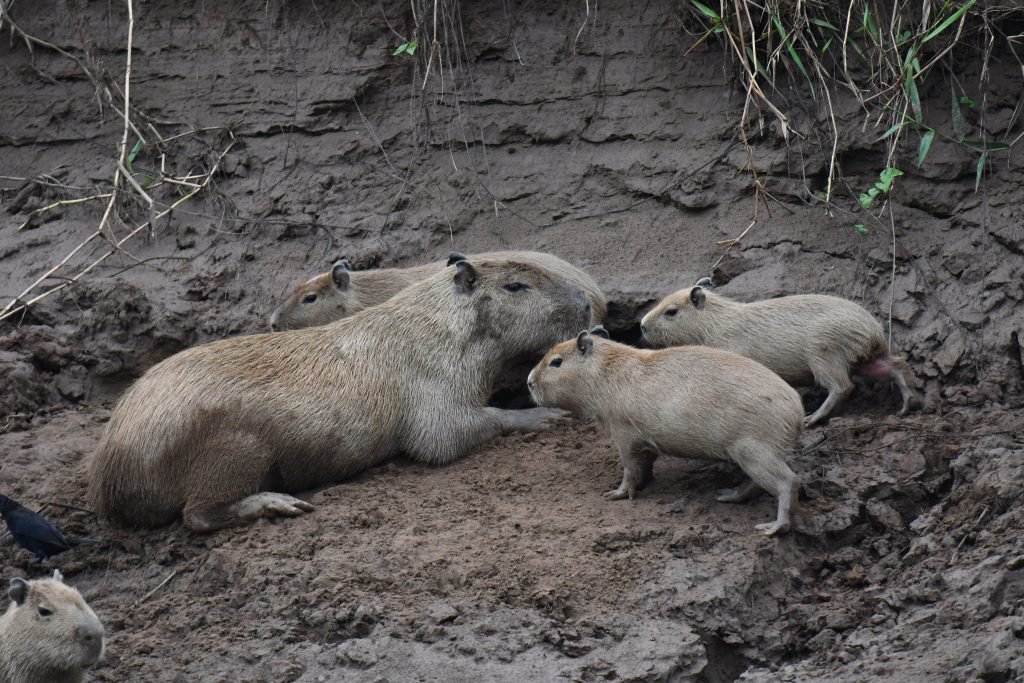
[268,250,607,330]
[528,327,803,535]
[88,257,592,532]
[0,570,105,683]
[640,284,915,427]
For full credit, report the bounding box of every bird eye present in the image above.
[38,607,53,617]
[549,358,563,368]
[503,282,529,293]
[302,293,318,305]
[664,306,678,317]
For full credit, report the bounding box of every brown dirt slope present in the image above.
[1,1,1022,681]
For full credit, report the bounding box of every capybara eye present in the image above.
[549,358,563,368]
[302,294,318,305]
[503,282,529,292]
[38,606,53,617]
[665,306,678,317]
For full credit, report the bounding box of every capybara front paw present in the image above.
[519,407,572,432]
[603,488,629,501]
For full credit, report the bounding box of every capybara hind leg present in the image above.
[728,439,798,536]
[184,493,314,533]
[890,364,915,416]
[804,373,854,427]
[717,479,763,504]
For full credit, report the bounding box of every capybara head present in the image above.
[269,259,353,331]
[451,257,592,358]
[1,571,105,678]
[640,285,720,347]
[528,327,610,414]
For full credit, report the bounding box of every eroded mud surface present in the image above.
[2,1,1023,681]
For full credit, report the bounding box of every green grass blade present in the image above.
[691,1,721,22]
[951,90,966,140]
[127,139,144,166]
[917,129,935,168]
[905,70,922,123]
[975,151,987,191]
[878,121,906,141]
[922,0,976,44]
[772,15,815,100]
[962,139,1010,151]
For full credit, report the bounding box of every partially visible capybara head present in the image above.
[0,571,105,683]
[448,257,592,359]
[639,285,717,347]
[528,325,611,418]
[269,251,607,332]
[269,259,362,331]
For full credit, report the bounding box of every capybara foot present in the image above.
[185,493,315,532]
[237,492,315,521]
[717,488,742,503]
[717,480,762,504]
[511,407,572,432]
[755,520,789,536]
[603,479,636,501]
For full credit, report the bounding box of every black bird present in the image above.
[0,495,101,564]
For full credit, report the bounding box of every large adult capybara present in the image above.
[268,250,607,330]
[88,257,592,532]
[528,327,803,535]
[0,571,105,683]
[640,283,915,427]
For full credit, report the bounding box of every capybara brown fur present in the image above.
[88,257,592,532]
[0,571,105,683]
[640,285,915,427]
[268,250,607,330]
[528,328,803,535]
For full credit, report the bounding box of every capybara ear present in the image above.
[454,260,478,293]
[52,569,64,583]
[694,276,715,291]
[447,251,468,266]
[9,578,28,605]
[331,260,352,290]
[690,286,706,311]
[576,330,594,355]
[590,325,610,339]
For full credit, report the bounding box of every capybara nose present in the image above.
[269,313,280,332]
[640,322,647,334]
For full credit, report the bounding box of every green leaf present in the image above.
[951,90,966,141]
[959,95,976,108]
[406,39,418,55]
[854,223,868,235]
[809,18,838,31]
[859,187,879,210]
[961,139,1010,151]
[975,151,987,191]
[770,15,814,100]
[922,0,976,44]
[821,37,833,53]
[905,67,922,123]
[691,0,721,22]
[393,42,409,56]
[127,139,144,167]
[877,167,904,191]
[917,129,935,169]
[878,121,906,141]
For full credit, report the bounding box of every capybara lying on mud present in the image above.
[89,257,592,532]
